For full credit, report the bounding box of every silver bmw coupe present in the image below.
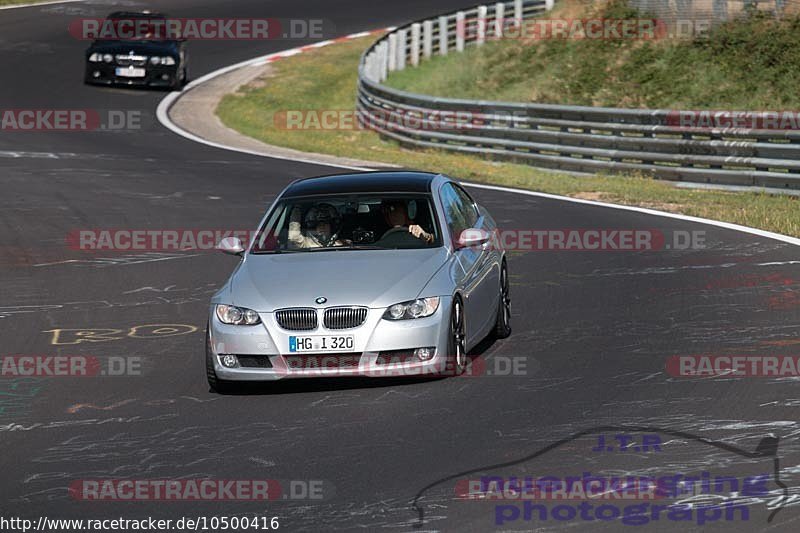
[206,171,510,391]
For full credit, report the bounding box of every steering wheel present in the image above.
[381,227,408,238]
[377,226,418,247]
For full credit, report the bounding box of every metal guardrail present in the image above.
[356,0,800,189]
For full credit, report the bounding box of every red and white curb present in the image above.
[250,29,393,67]
[155,28,800,247]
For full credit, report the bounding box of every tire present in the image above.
[447,296,468,376]
[169,68,186,91]
[205,325,234,393]
[493,260,512,339]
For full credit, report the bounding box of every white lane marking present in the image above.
[156,30,391,172]
[156,30,800,249]
[462,182,800,248]
[0,0,81,10]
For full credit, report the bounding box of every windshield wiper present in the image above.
[306,244,384,252]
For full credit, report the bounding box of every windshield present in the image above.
[251,194,441,253]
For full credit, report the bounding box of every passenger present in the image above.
[288,203,349,249]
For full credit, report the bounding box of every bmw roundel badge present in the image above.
[315,297,327,304]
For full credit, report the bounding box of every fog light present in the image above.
[414,347,435,361]
[221,354,238,368]
[93,71,100,78]
[162,74,170,81]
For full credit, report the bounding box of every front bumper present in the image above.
[84,63,179,88]
[207,298,453,380]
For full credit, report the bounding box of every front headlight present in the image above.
[88,53,103,62]
[102,53,113,63]
[383,297,440,320]
[150,56,176,66]
[215,304,261,325]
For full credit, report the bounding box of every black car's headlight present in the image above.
[149,56,176,66]
[215,304,261,325]
[88,53,103,62]
[383,297,440,320]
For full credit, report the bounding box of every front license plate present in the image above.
[289,335,355,353]
[115,67,146,77]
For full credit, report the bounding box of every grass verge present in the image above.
[386,0,800,109]
[0,0,62,6]
[216,36,799,238]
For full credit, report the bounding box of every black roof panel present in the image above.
[282,171,439,198]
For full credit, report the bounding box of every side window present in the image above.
[439,183,470,240]
[453,185,479,228]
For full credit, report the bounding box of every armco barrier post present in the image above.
[396,28,407,71]
[456,11,465,51]
[439,16,449,55]
[379,41,389,81]
[387,32,397,71]
[477,5,487,45]
[423,20,433,59]
[494,2,505,38]
[411,23,421,66]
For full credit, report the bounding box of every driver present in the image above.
[380,200,434,244]
[288,203,350,249]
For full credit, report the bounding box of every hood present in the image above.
[229,248,450,311]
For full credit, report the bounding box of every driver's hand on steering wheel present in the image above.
[409,224,433,243]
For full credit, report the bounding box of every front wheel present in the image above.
[447,296,468,376]
[493,261,511,339]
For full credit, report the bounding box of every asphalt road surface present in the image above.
[1,1,799,531]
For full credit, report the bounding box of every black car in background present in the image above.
[84,11,188,90]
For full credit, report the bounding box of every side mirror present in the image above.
[217,236,245,256]
[457,228,490,249]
